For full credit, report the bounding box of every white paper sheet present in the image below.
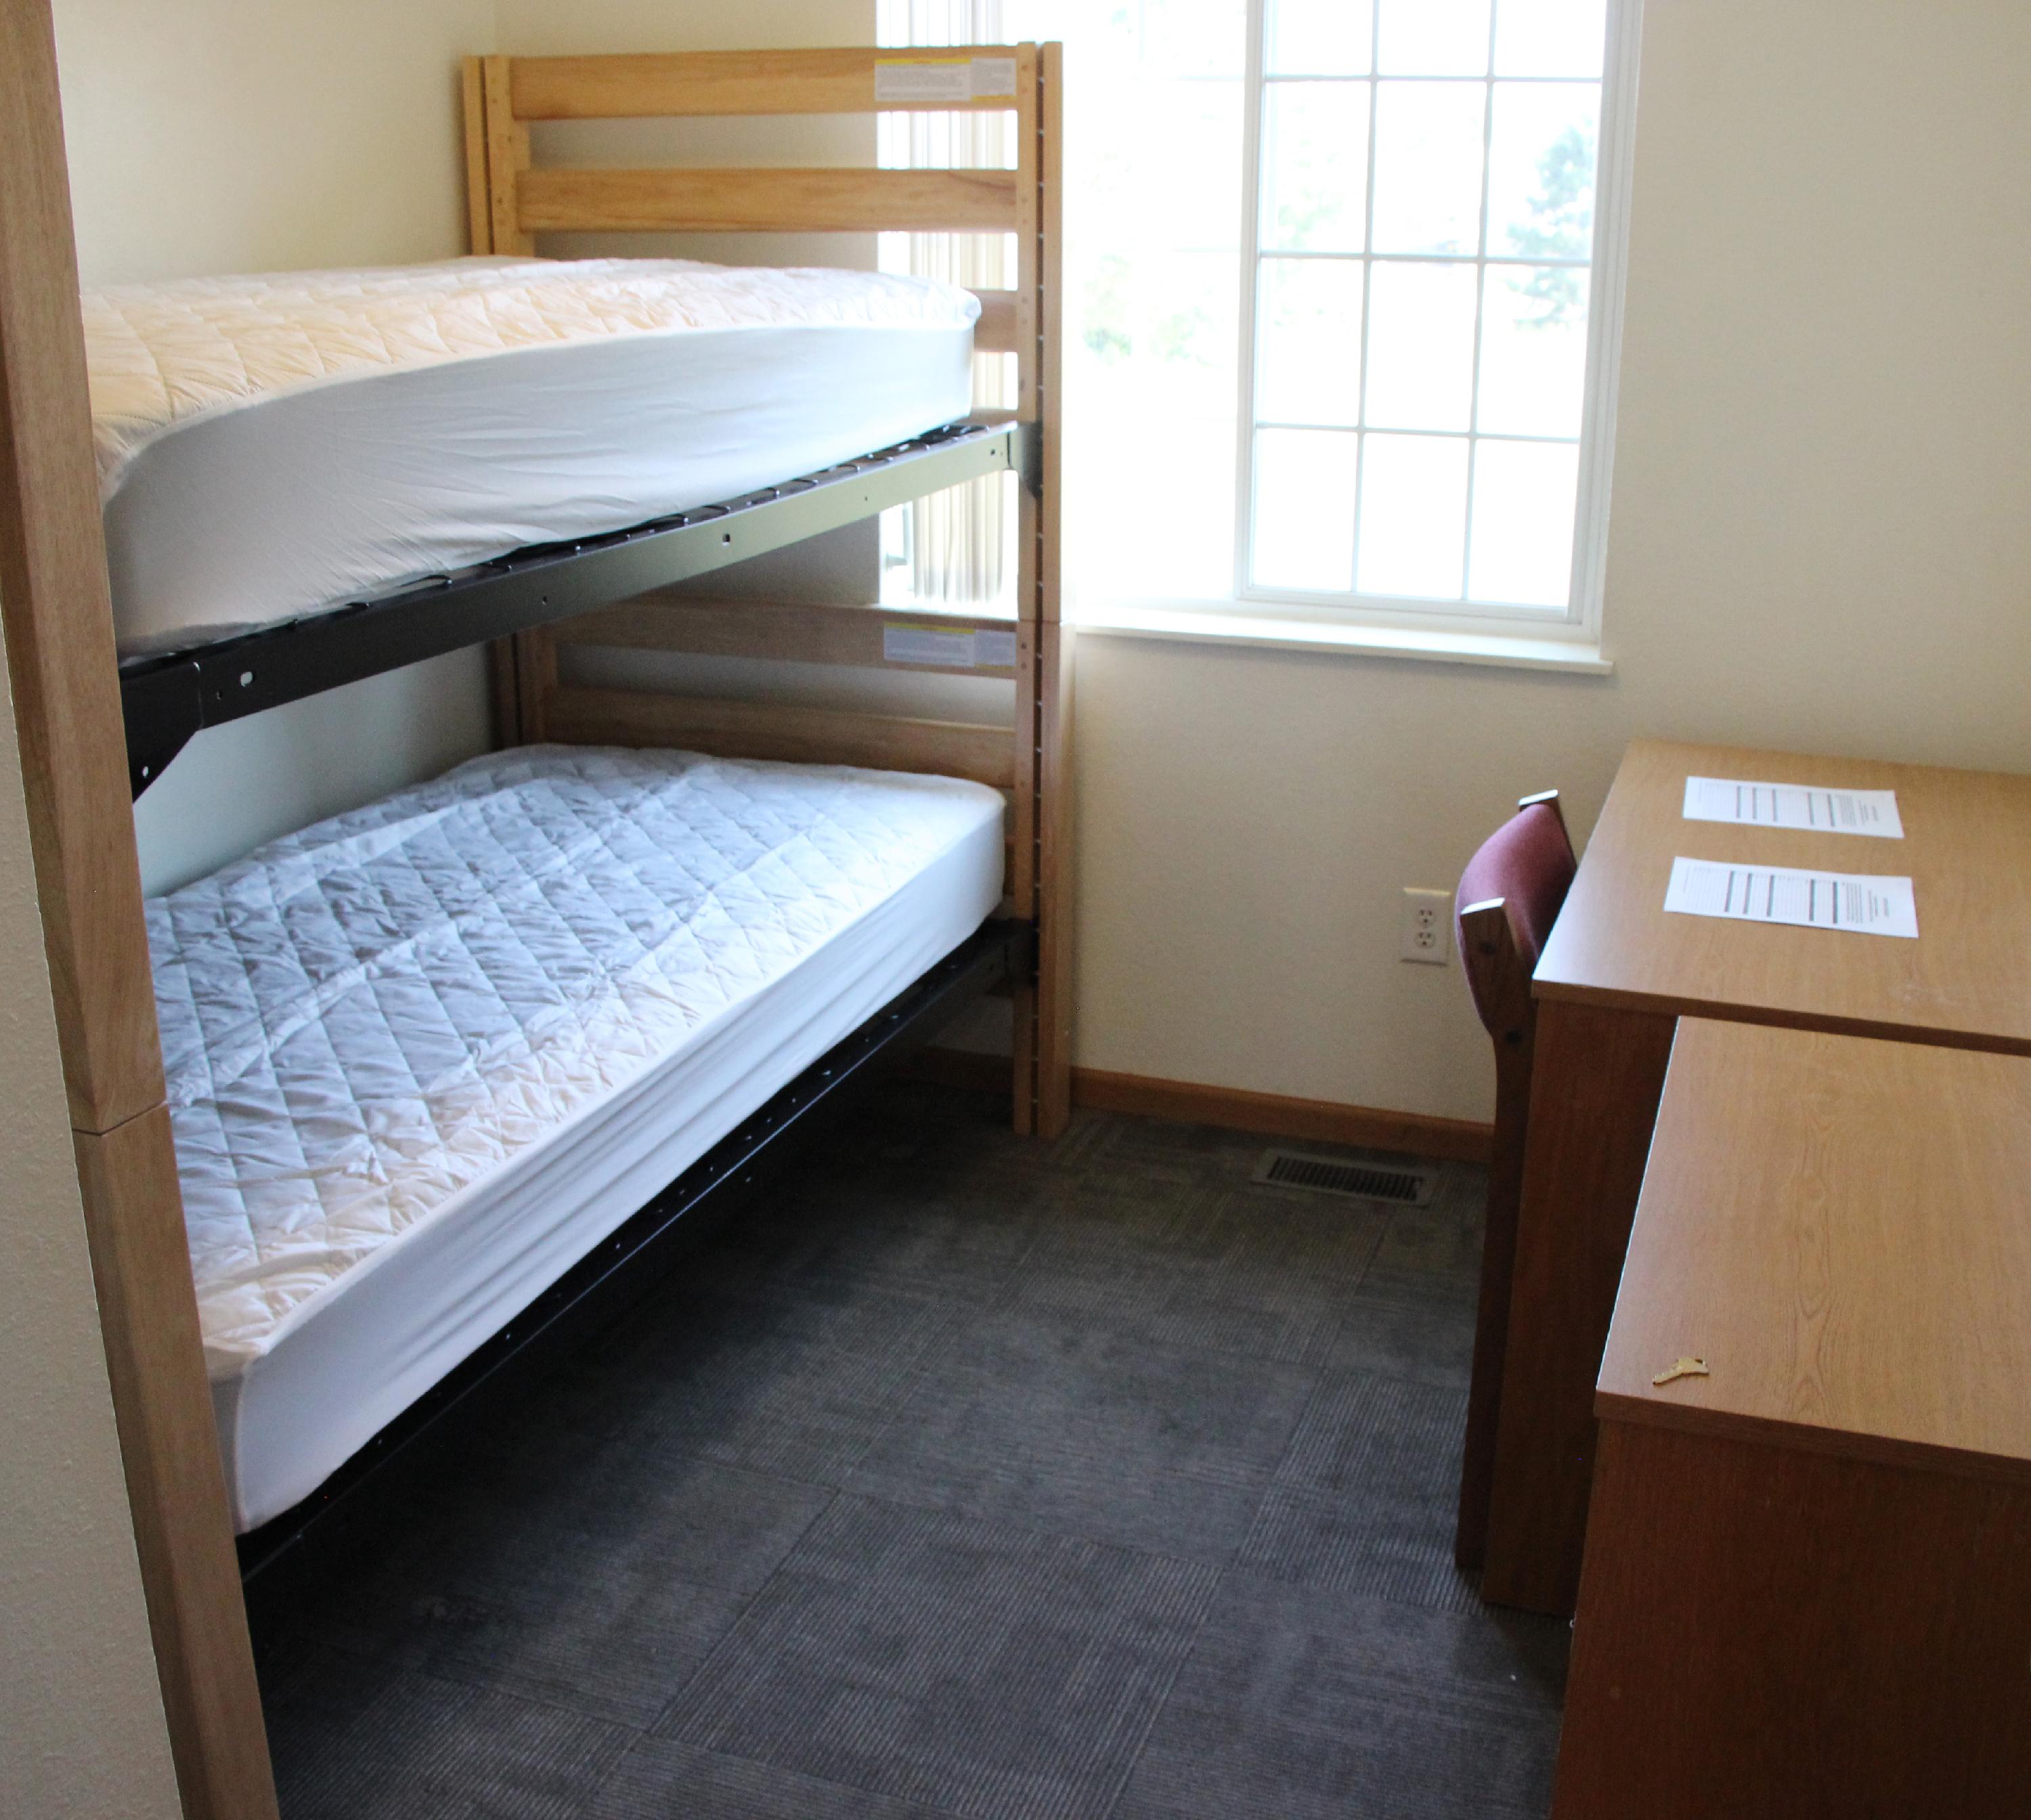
[1663,857,1918,938]
[1682,776,1903,838]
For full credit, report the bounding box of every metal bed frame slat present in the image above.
[122,418,1028,797]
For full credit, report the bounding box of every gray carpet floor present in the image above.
[255,1079,1567,1819]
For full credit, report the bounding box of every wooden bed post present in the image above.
[0,3,279,1816]
[1013,41,1073,1139]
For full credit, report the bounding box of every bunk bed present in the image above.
[0,20,1064,1820]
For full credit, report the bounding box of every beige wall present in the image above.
[1080,0,2031,1119]
[56,0,490,286]
[0,657,179,1813]
[494,0,871,57]
[53,0,499,892]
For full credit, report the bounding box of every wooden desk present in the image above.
[1551,1021,2031,1819]
[1481,739,2031,1613]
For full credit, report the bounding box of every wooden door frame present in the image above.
[0,3,277,1815]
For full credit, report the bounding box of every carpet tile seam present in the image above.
[653,1494,1226,1820]
[641,1484,848,1740]
[814,1473,1273,1579]
[578,1735,988,1820]
[316,1643,661,1747]
[1080,1563,1231,1820]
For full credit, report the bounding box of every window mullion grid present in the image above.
[1238,7,1622,628]
[1349,5,1383,594]
[1460,2,1500,606]
[1262,72,1580,84]
[1237,0,1268,599]
[1267,248,1586,267]
[1257,419,1572,444]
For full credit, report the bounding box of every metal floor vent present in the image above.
[1252,1150,1436,1205]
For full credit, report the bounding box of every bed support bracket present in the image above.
[121,659,204,796]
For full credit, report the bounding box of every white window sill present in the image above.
[1070,602,1614,676]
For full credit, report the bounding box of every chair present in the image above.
[1452,790,1577,1572]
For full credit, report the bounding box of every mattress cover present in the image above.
[89,257,978,653]
[149,745,1005,1527]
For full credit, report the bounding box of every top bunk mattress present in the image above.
[87,257,979,657]
[150,744,1005,1530]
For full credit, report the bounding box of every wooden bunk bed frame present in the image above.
[0,10,1066,1815]
[461,42,1073,1145]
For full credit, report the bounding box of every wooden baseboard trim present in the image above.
[906,1048,1493,1165]
[1072,1067,1493,1163]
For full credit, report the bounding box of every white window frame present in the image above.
[1229,0,1642,651]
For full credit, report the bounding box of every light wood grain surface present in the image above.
[970,288,1020,353]
[481,56,533,257]
[1536,738,2031,1051]
[1480,999,1674,1611]
[510,46,1030,120]
[1485,736,2031,1614]
[1601,1018,2031,1481]
[75,1110,278,1819]
[481,41,1070,1135]
[0,0,168,1133]
[4,5,279,1804]
[518,166,1019,236]
[547,685,1017,791]
[1554,1421,2031,1819]
[1033,617,1074,1133]
[551,596,1019,678]
[460,58,492,255]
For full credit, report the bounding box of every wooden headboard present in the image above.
[460,45,1072,1140]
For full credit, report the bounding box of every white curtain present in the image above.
[877,0,1013,607]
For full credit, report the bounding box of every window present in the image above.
[888,0,1636,655]
[1242,0,1628,632]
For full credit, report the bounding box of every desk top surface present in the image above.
[1598,1018,2031,1479]
[1535,739,2031,1052]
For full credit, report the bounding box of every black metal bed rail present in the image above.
[235,913,1031,1601]
[123,418,1029,797]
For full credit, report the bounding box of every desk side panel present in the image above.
[1481,998,1675,1614]
[1556,1421,2031,1820]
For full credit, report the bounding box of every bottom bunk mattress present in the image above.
[149,745,1005,1532]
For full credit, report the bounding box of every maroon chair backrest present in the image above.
[1456,800,1577,1037]
[1449,791,1576,1573]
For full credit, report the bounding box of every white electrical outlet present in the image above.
[1401,888,1453,965]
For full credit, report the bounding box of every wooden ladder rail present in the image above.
[0,1,278,1815]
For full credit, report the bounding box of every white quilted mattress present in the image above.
[87,257,978,655]
[149,744,1004,1530]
